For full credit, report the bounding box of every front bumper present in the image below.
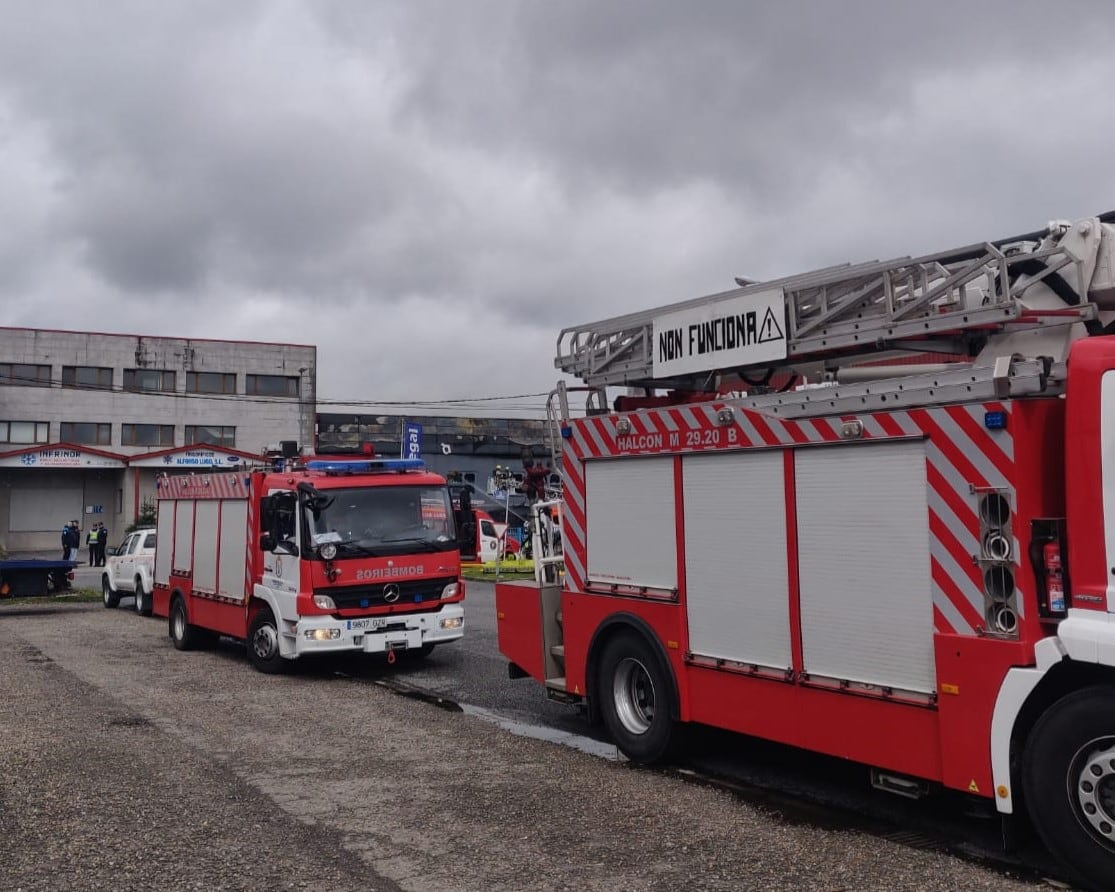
[289,603,465,657]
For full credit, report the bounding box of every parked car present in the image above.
[475,510,521,563]
[102,527,156,615]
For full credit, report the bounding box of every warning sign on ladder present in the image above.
[652,289,788,379]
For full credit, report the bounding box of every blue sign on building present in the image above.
[404,422,422,460]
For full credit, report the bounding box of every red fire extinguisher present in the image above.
[1043,541,1066,613]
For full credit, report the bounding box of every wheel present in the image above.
[169,597,197,651]
[247,608,286,674]
[102,576,120,609]
[134,578,152,617]
[597,630,676,764]
[1023,686,1115,892]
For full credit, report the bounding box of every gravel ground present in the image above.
[0,601,1063,891]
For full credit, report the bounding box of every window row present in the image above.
[0,421,235,448]
[0,363,300,397]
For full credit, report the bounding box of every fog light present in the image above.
[313,594,337,610]
[304,628,341,641]
[441,582,459,599]
[439,616,463,630]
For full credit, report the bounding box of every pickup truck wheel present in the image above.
[169,598,197,651]
[248,608,286,674]
[134,578,152,617]
[102,576,120,609]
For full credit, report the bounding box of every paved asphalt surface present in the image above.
[0,567,1077,890]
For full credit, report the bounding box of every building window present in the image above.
[245,374,299,397]
[186,372,237,395]
[0,421,50,444]
[184,425,236,447]
[123,369,176,393]
[60,422,112,446]
[0,363,51,386]
[121,424,174,447]
[61,366,113,390]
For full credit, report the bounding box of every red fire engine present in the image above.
[497,212,1115,890]
[154,455,465,673]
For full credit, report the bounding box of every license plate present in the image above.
[347,617,387,631]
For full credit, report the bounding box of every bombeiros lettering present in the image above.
[355,565,424,581]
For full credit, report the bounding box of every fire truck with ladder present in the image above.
[153,453,465,673]
[497,211,1115,890]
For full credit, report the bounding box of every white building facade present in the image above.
[0,327,316,552]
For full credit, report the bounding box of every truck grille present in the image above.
[320,576,455,610]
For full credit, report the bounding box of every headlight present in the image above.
[313,594,337,610]
[319,543,338,560]
[441,582,459,599]
[304,628,341,640]
[439,616,463,630]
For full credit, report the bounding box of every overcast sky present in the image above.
[2,1,1113,416]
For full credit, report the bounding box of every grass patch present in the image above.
[0,587,101,606]
[462,564,537,582]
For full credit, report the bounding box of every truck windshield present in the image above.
[307,485,457,556]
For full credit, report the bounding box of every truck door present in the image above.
[117,533,137,588]
[261,490,301,595]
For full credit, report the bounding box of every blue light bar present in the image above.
[305,458,426,474]
[984,411,1007,430]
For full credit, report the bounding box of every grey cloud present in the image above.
[0,1,1114,408]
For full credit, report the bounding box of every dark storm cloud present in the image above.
[0,1,1113,407]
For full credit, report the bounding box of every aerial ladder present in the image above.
[547,212,1115,454]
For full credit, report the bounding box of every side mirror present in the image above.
[105,546,119,557]
[274,539,299,557]
[260,533,276,552]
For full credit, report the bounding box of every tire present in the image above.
[247,608,286,674]
[102,576,120,609]
[1023,686,1115,892]
[169,597,197,651]
[596,629,677,764]
[134,578,152,617]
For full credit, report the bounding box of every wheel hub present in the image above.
[1075,740,1115,843]
[253,624,278,660]
[612,657,655,736]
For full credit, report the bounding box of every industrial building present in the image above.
[0,327,316,552]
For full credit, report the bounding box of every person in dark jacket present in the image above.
[62,521,80,562]
[96,523,110,566]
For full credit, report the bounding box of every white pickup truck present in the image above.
[102,527,156,615]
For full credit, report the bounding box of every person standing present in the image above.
[96,522,110,566]
[86,523,97,566]
[63,520,80,562]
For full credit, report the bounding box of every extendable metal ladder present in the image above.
[555,214,1115,391]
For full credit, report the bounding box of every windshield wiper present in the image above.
[333,540,384,557]
[381,536,443,552]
